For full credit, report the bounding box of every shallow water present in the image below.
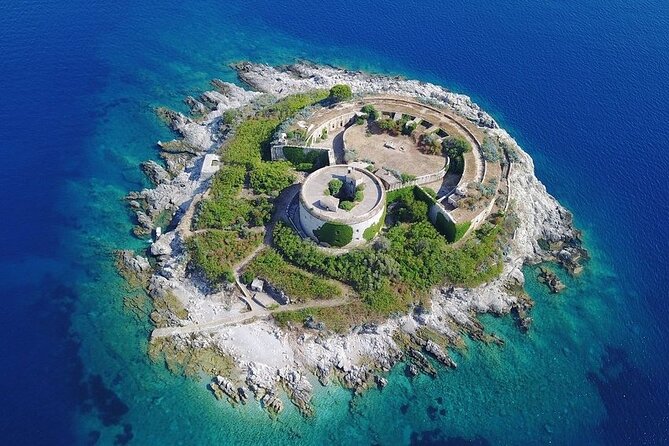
[1,0,667,444]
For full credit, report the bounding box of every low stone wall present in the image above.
[386,166,447,192]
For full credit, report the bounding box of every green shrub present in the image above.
[377,118,400,135]
[240,271,254,284]
[222,109,237,125]
[249,161,295,195]
[339,200,355,211]
[400,173,416,184]
[403,121,417,136]
[329,84,352,103]
[314,222,353,247]
[361,104,379,120]
[354,190,364,202]
[442,136,471,159]
[328,179,343,196]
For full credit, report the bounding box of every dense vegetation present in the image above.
[190,91,328,283]
[249,161,295,196]
[244,249,341,302]
[282,146,328,172]
[196,165,273,229]
[187,229,263,283]
[272,205,508,320]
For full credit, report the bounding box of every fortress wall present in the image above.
[270,144,334,165]
[307,112,357,142]
[298,201,384,247]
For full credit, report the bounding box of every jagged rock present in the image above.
[116,250,151,275]
[304,316,325,331]
[238,387,248,404]
[157,139,200,155]
[424,340,457,369]
[150,231,176,258]
[406,363,419,377]
[141,160,171,185]
[407,348,437,377]
[374,375,388,389]
[358,323,378,335]
[184,96,207,116]
[261,393,283,414]
[213,375,239,403]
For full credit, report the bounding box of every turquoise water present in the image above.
[1,1,667,444]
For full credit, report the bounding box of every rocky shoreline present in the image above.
[117,61,586,417]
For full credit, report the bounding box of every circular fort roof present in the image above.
[299,165,386,225]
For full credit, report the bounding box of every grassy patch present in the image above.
[245,249,341,302]
[313,222,353,247]
[273,300,381,333]
[363,213,384,241]
[222,118,279,167]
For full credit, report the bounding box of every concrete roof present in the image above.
[300,164,386,224]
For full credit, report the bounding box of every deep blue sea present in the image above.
[1,1,668,444]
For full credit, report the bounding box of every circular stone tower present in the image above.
[299,165,386,248]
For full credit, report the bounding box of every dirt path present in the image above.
[150,296,351,338]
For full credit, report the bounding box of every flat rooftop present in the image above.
[300,165,385,224]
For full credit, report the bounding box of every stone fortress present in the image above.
[298,164,386,247]
[272,95,509,248]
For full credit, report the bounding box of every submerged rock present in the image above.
[538,266,566,293]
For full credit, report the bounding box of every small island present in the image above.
[118,62,587,417]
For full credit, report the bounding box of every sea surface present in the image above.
[1,1,668,445]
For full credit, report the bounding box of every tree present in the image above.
[420,132,442,155]
[328,179,343,196]
[399,199,428,223]
[329,84,352,103]
[361,104,379,120]
[442,136,472,159]
[377,118,400,135]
